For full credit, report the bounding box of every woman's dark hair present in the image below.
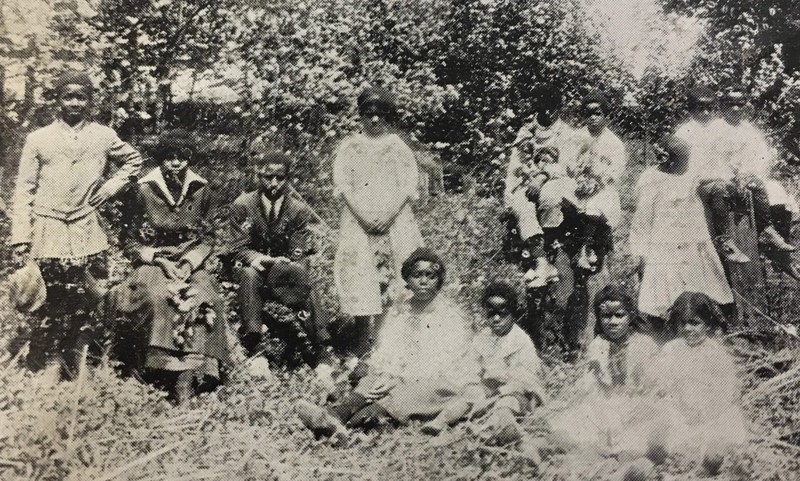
[531,84,563,116]
[150,128,196,163]
[593,283,637,336]
[400,247,446,288]
[669,291,727,331]
[357,86,398,122]
[483,281,520,317]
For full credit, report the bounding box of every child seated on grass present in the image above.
[295,248,475,439]
[420,281,545,445]
[645,292,748,476]
[548,284,659,455]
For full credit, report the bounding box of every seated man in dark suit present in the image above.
[228,147,332,368]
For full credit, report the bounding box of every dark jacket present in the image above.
[227,190,319,265]
[119,167,214,270]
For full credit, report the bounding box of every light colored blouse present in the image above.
[368,293,474,386]
[11,119,142,248]
[333,133,419,225]
[471,324,545,401]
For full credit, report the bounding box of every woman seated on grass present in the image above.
[108,129,231,404]
[644,292,748,477]
[295,248,475,438]
[421,281,545,445]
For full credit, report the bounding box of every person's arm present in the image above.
[372,138,419,232]
[90,130,143,206]
[227,200,265,267]
[10,134,40,249]
[607,138,628,185]
[287,200,320,263]
[628,173,654,275]
[178,187,215,274]
[499,340,546,408]
[118,186,156,264]
[505,127,533,205]
[332,140,379,233]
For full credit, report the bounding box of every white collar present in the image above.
[139,167,207,206]
[55,118,90,132]
[260,193,284,215]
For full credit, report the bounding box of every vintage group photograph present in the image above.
[1,0,800,480]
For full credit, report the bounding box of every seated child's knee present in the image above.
[698,179,734,199]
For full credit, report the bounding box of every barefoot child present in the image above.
[646,292,748,476]
[630,136,733,339]
[421,281,545,444]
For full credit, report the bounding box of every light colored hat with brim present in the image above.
[9,261,47,313]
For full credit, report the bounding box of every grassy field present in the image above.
[1,136,800,480]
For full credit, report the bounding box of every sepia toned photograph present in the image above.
[1,1,799,479]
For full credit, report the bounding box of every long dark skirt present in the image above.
[109,265,231,375]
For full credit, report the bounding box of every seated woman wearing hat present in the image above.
[107,129,231,404]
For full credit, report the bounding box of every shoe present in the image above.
[523,257,556,289]
[575,245,599,272]
[767,249,800,281]
[716,237,750,264]
[760,225,796,252]
[295,400,347,439]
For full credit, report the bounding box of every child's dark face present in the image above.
[598,300,631,341]
[660,145,689,172]
[485,295,515,336]
[681,315,709,347]
[722,97,746,125]
[359,103,388,135]
[582,102,608,132]
[407,260,441,302]
[58,84,91,125]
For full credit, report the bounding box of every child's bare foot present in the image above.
[760,225,796,252]
[716,237,750,263]
[296,400,348,439]
[421,418,447,436]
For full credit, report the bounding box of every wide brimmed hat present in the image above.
[9,261,47,313]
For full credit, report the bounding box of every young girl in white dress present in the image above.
[645,291,748,476]
[548,284,659,455]
[333,87,424,356]
[629,135,733,339]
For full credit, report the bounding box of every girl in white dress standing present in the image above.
[333,87,424,357]
[629,136,733,340]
